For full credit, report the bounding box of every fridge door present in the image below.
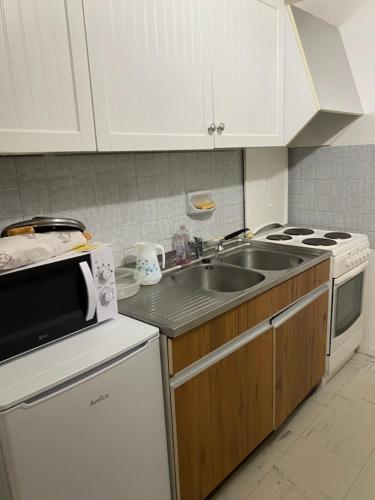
[0,336,171,500]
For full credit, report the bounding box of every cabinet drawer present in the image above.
[172,329,273,500]
[169,260,330,374]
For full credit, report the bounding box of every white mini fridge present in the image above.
[0,315,171,500]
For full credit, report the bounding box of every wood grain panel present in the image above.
[173,330,273,500]
[169,260,329,374]
[275,291,328,428]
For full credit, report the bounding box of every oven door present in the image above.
[0,254,98,363]
[330,262,367,354]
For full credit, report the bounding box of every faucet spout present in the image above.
[216,228,250,252]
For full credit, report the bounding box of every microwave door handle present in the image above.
[79,261,97,321]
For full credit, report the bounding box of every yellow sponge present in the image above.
[193,200,216,210]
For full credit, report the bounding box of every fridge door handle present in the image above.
[19,339,153,409]
[79,261,97,321]
[272,284,329,329]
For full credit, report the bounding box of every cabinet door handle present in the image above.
[208,122,217,133]
[272,284,329,329]
[170,320,271,389]
[217,122,225,133]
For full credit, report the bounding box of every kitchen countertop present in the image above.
[118,239,330,338]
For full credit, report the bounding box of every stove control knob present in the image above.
[100,288,114,305]
[98,267,112,282]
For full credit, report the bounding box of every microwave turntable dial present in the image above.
[98,267,112,282]
[99,288,114,305]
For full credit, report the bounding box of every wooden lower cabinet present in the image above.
[275,291,329,428]
[168,260,330,375]
[172,330,273,500]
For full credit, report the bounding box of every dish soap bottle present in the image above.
[173,225,191,265]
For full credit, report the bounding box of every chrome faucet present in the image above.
[216,228,250,252]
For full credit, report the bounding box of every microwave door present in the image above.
[0,255,97,363]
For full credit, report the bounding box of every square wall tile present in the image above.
[45,156,71,185]
[21,186,50,216]
[70,155,95,182]
[16,156,46,187]
[48,185,76,213]
[0,158,18,189]
[116,154,136,181]
[0,190,22,217]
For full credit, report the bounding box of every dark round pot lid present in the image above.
[324,232,352,240]
[1,216,85,237]
[266,234,293,241]
[284,228,314,236]
[303,238,337,247]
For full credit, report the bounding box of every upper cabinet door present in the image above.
[210,0,284,148]
[0,0,96,153]
[84,0,214,152]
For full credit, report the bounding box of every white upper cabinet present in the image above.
[210,0,284,148]
[83,0,214,152]
[0,0,96,153]
[84,0,284,152]
[284,6,363,146]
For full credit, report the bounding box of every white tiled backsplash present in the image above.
[0,150,244,266]
[289,144,375,247]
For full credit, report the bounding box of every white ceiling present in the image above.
[290,0,369,26]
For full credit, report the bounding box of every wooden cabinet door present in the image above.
[275,291,328,428]
[210,0,284,148]
[0,0,95,153]
[172,329,273,500]
[84,0,214,152]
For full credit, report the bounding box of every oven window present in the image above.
[334,273,364,338]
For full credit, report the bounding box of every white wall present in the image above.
[296,0,375,146]
[293,0,375,355]
[244,148,288,232]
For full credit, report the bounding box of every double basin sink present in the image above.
[172,247,303,293]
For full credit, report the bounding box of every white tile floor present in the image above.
[212,353,375,500]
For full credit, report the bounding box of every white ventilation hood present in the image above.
[284,5,363,146]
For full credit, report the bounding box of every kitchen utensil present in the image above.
[132,242,165,285]
[115,267,141,299]
[1,216,85,237]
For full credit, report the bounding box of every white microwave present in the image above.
[0,245,117,363]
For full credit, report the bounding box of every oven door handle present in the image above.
[79,261,97,321]
[334,262,368,287]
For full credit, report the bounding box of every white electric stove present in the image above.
[256,226,370,376]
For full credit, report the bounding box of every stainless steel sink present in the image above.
[172,263,265,293]
[221,249,303,271]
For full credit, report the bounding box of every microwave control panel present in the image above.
[91,247,118,321]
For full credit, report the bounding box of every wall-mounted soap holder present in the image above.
[186,190,217,217]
